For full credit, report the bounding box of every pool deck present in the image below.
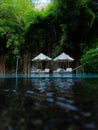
[0,74,98,78]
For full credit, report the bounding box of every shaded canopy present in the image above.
[53,52,74,62]
[32,53,52,61]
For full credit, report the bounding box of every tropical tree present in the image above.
[0,0,34,74]
[81,48,98,73]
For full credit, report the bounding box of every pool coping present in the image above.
[0,74,98,78]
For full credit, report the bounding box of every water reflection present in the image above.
[0,77,97,130]
[31,78,74,93]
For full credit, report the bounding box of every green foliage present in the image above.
[81,48,98,73]
[80,7,95,29]
[0,0,33,54]
[86,8,95,28]
[7,34,21,55]
[24,0,98,59]
[80,42,89,53]
[60,24,67,46]
[0,0,98,73]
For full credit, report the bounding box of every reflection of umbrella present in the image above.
[32,53,52,61]
[53,52,74,67]
[32,53,52,69]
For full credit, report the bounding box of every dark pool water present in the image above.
[0,76,98,130]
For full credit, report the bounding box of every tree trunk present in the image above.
[22,53,31,74]
[0,53,5,74]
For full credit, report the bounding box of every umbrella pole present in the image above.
[37,62,38,68]
[41,62,42,69]
[68,61,69,67]
[63,62,64,69]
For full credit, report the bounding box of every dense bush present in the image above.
[81,48,98,73]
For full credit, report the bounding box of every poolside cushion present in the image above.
[45,68,50,73]
[65,68,72,72]
[53,68,66,73]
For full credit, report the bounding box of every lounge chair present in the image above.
[39,68,50,74]
[65,68,73,73]
[53,68,66,73]
[31,69,42,74]
[44,68,50,74]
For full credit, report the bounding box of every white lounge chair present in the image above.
[44,68,50,74]
[39,68,50,74]
[65,68,73,73]
[53,68,66,73]
[31,69,42,74]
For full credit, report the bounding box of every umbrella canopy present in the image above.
[32,53,52,61]
[53,52,74,62]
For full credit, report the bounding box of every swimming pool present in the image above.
[0,75,98,130]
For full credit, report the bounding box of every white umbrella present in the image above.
[53,52,74,68]
[53,52,74,61]
[32,53,52,61]
[32,53,52,69]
